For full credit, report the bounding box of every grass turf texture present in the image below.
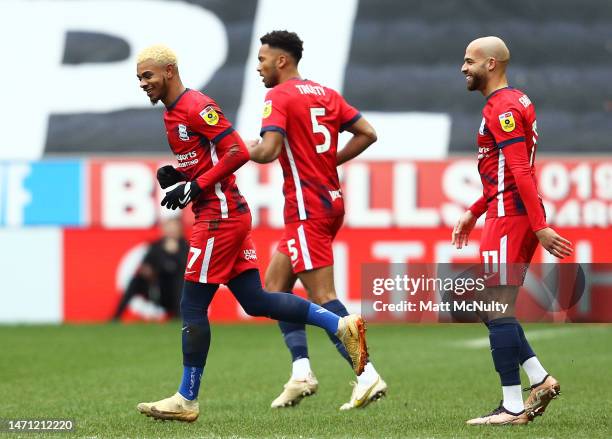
[1,323,610,438]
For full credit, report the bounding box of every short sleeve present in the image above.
[260,88,288,137]
[338,95,361,132]
[188,100,234,145]
[486,100,526,149]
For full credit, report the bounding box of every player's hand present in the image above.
[452,210,477,249]
[535,227,573,259]
[161,181,202,210]
[156,165,186,189]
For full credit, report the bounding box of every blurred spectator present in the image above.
[112,216,189,321]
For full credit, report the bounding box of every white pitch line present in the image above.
[454,327,582,349]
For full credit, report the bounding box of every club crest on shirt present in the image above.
[178,124,190,141]
[498,111,515,132]
[262,100,272,118]
[200,106,219,126]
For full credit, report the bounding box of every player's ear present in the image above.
[166,63,177,79]
[277,54,288,69]
[487,57,496,72]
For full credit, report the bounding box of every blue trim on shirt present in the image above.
[498,136,525,148]
[260,126,287,137]
[486,86,513,101]
[340,113,362,132]
[194,132,210,145]
[166,88,190,110]
[211,127,234,144]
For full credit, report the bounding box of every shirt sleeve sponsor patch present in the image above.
[200,105,219,126]
[262,100,272,119]
[498,111,516,132]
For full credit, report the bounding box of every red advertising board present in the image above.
[62,158,612,322]
[63,226,612,323]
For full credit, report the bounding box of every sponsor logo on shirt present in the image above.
[329,189,343,201]
[498,111,515,132]
[200,105,219,126]
[175,150,198,168]
[519,94,532,108]
[262,100,272,119]
[243,249,257,261]
[478,146,492,160]
[178,124,190,141]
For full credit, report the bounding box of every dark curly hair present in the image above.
[260,30,303,63]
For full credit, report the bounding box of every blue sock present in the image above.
[488,317,521,386]
[322,299,352,366]
[227,270,340,333]
[306,303,340,334]
[179,366,203,400]
[178,281,218,400]
[516,322,536,364]
[278,319,308,361]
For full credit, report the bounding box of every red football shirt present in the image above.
[164,89,249,219]
[260,78,361,223]
[469,87,547,232]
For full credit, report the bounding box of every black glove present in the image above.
[156,165,187,189]
[160,181,202,210]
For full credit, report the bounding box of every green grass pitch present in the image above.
[1,323,611,438]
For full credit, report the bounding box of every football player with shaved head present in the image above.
[134,44,369,423]
[454,36,572,425]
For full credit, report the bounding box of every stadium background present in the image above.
[1,0,611,325]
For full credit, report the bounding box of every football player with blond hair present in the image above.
[134,44,369,422]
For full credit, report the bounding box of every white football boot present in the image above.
[137,392,199,422]
[271,373,319,408]
[340,375,387,410]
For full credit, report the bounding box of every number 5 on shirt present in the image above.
[310,107,331,153]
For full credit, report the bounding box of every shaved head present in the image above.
[461,36,511,94]
[467,36,510,64]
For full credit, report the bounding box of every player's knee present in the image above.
[264,278,286,292]
[241,302,267,317]
[309,291,336,305]
[182,321,211,366]
[264,270,294,292]
[238,289,269,317]
[180,281,216,319]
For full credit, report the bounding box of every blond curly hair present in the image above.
[137,45,178,65]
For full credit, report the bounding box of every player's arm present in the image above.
[161,104,249,210]
[247,130,284,163]
[336,117,377,166]
[249,90,288,164]
[194,130,250,189]
[162,136,249,210]
[502,141,572,258]
[452,210,477,249]
[491,104,572,258]
[453,195,487,249]
[188,102,250,191]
